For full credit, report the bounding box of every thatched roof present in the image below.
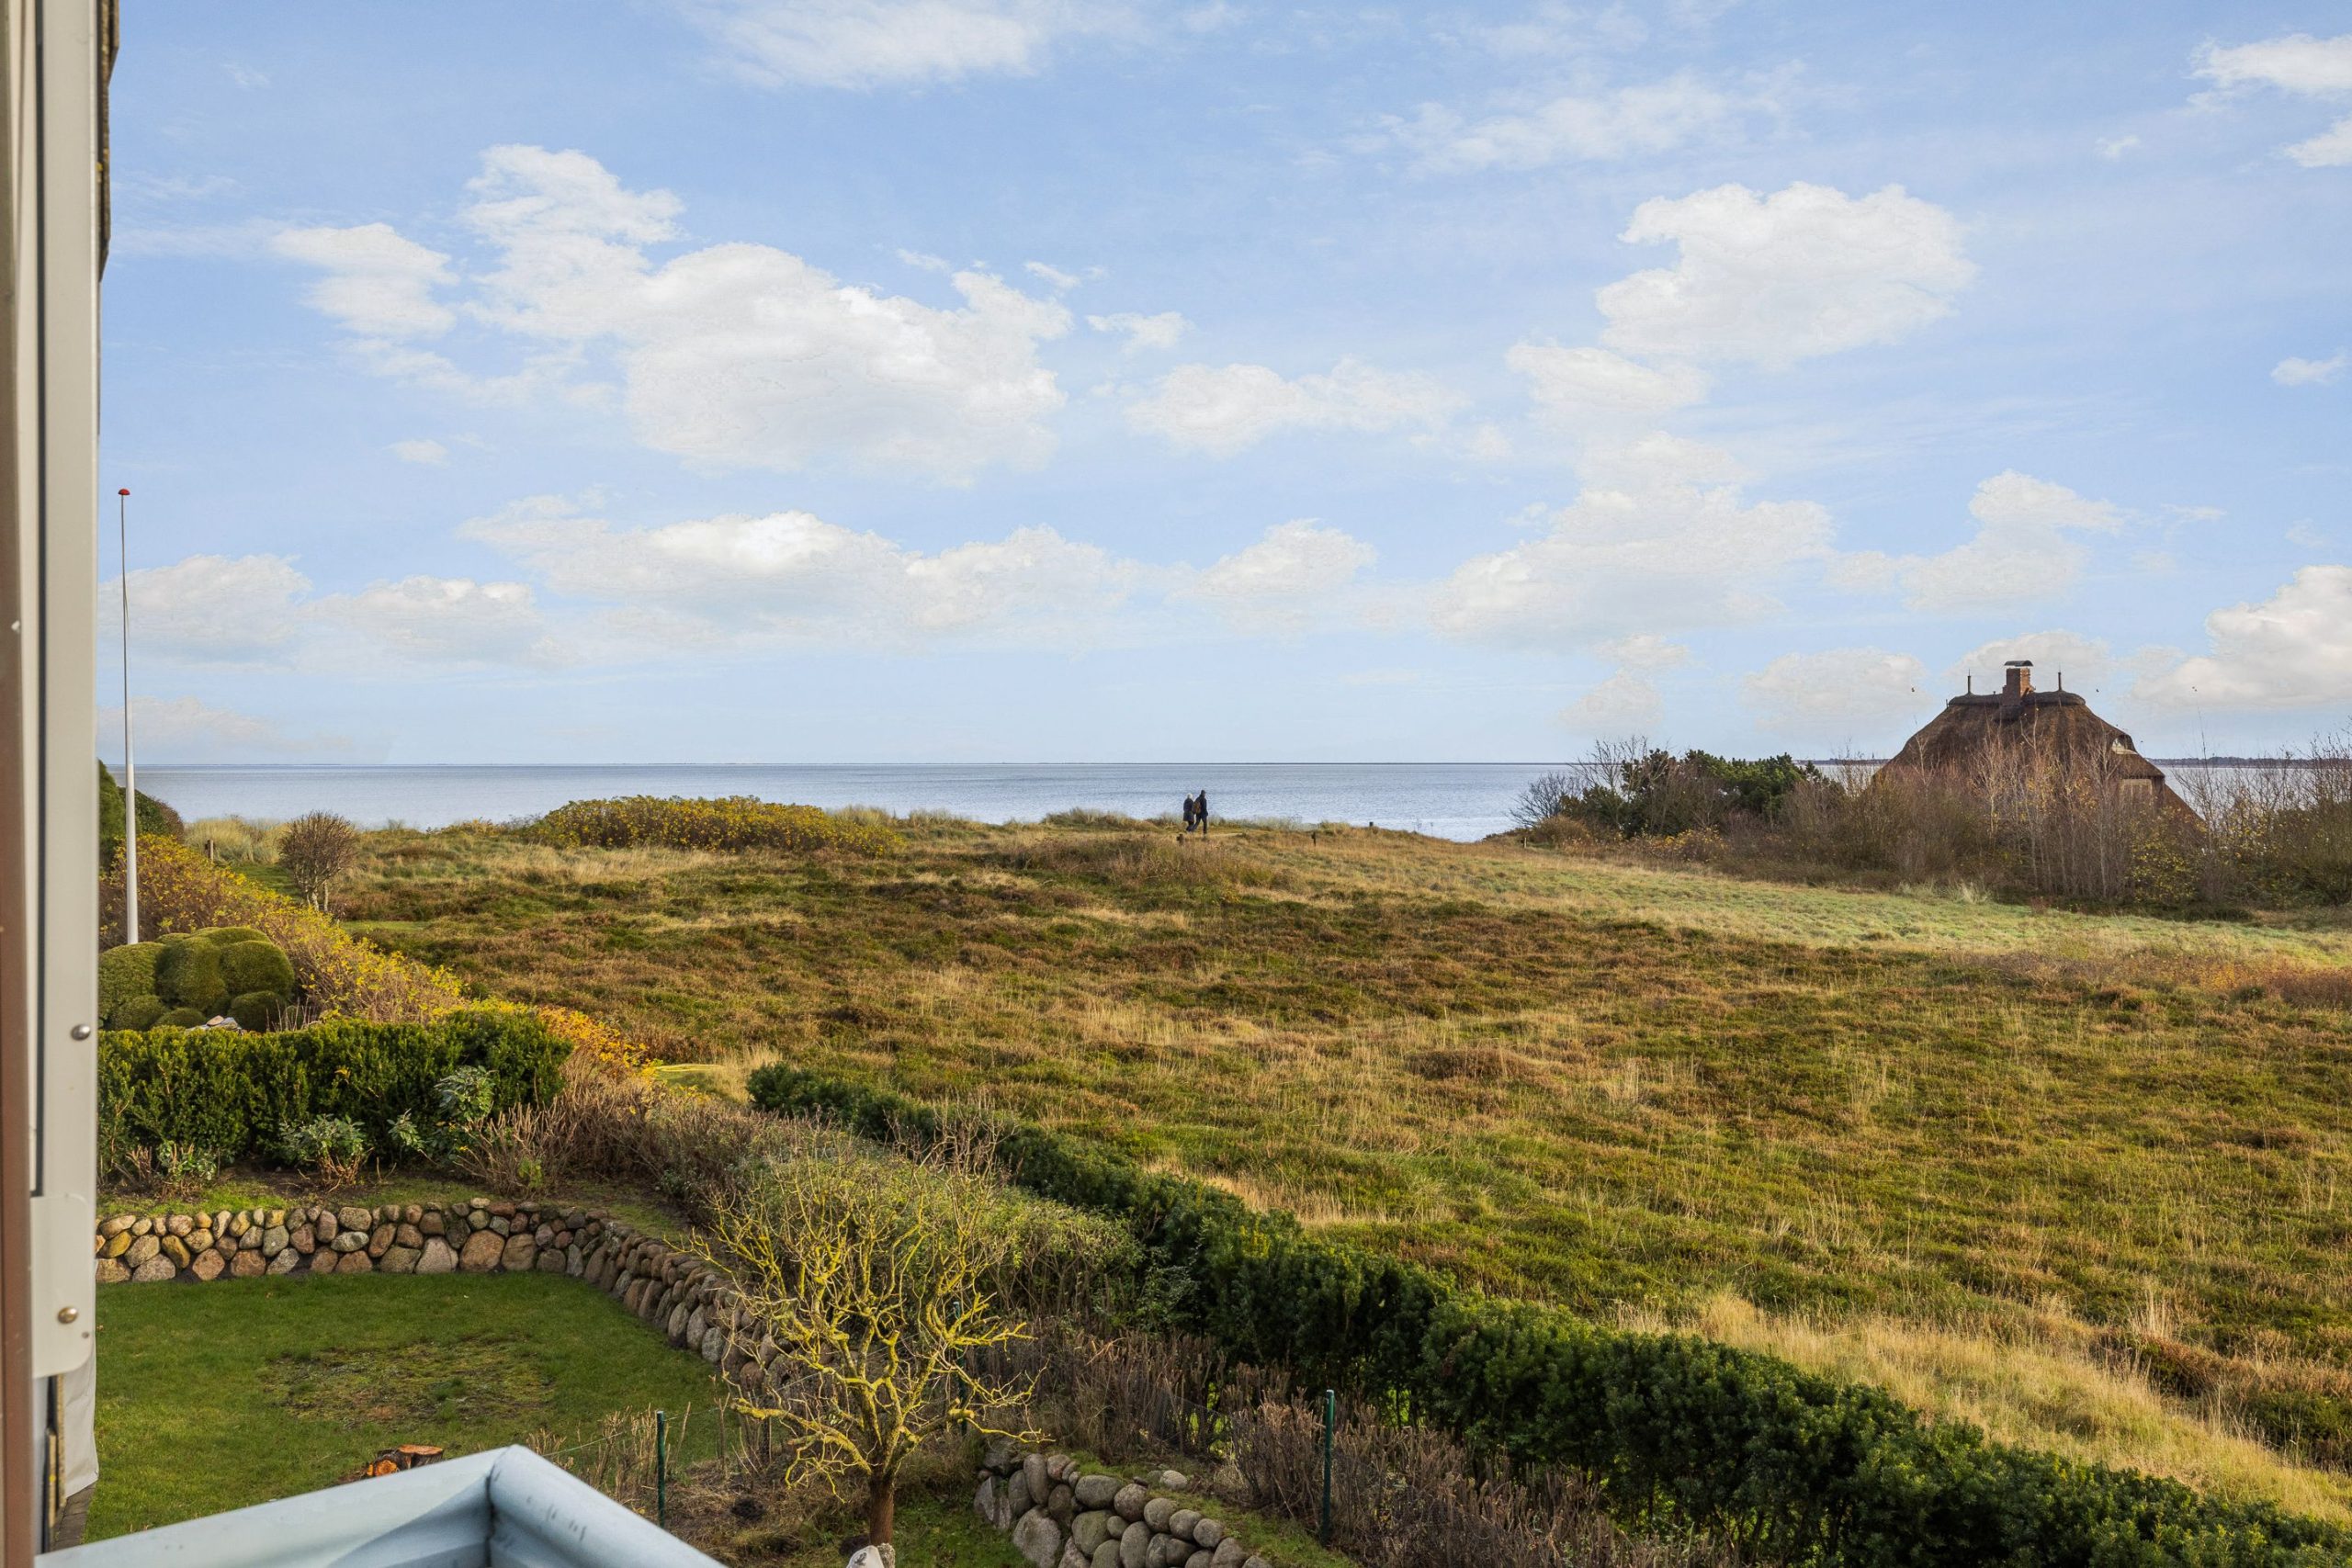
[1877,663,2194,816]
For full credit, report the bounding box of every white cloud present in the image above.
[284,147,1074,483]
[223,63,270,91]
[1378,73,1760,175]
[1946,630,2114,696]
[311,577,562,667]
[1173,520,1376,633]
[102,696,351,763]
[460,495,1139,649]
[1568,671,1664,729]
[390,438,450,465]
[2138,567,2352,709]
[2273,352,2346,386]
[2096,133,2141,159]
[1125,357,1462,456]
[1596,182,1974,368]
[1024,261,1082,290]
[1088,310,1192,352]
[105,550,570,672]
[106,554,311,662]
[2197,33,2352,96]
[1744,648,1930,730]
[897,248,952,272]
[1430,434,1833,649]
[2287,117,2352,167]
[2196,34,2352,167]
[1507,343,1707,428]
[676,0,1134,89]
[271,223,458,338]
[1832,471,2122,614]
[1597,633,1691,670]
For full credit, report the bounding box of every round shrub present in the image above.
[200,925,270,948]
[217,938,295,999]
[153,938,228,1015]
[153,1007,207,1028]
[111,995,166,1032]
[98,942,164,1024]
[227,990,280,1032]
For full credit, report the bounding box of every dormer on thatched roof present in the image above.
[1875,660,2195,818]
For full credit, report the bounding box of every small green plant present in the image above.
[435,1066,497,1128]
[153,1140,223,1197]
[386,1111,429,1159]
[280,1114,368,1187]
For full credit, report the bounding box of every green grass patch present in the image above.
[89,1271,726,1540]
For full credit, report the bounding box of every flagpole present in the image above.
[118,487,136,945]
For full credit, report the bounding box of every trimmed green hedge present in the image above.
[101,1009,568,1167]
[747,1065,2350,1568]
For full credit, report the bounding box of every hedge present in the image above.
[747,1064,2351,1568]
[100,1009,569,1167]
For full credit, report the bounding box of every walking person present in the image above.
[1181,793,1198,835]
[1194,790,1209,838]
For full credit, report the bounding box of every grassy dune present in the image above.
[340,817,2352,1517]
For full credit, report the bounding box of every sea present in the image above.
[122,763,1581,844]
[119,758,2298,846]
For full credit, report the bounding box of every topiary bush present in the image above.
[110,996,166,1032]
[226,991,280,1032]
[97,942,164,1024]
[111,926,298,1030]
[153,1008,207,1029]
[152,937,228,1016]
[217,938,295,1000]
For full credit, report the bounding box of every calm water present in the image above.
[126,763,1575,842]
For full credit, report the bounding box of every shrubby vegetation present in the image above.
[277,810,361,910]
[1519,735,2352,909]
[97,1009,567,1181]
[97,760,183,867]
[100,925,297,1031]
[527,795,901,856]
[750,1065,2352,1568]
[106,834,463,1021]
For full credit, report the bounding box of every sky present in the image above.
[100,2,2352,765]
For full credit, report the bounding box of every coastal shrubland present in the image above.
[527,794,902,856]
[1521,735,2352,911]
[339,811,2352,1525]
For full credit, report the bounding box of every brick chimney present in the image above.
[2002,660,2033,699]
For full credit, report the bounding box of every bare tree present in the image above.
[700,1144,1042,1548]
[1510,771,1578,830]
[277,811,358,911]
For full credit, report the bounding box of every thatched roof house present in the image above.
[1876,660,2194,817]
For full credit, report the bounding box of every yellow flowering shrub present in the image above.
[528,795,900,856]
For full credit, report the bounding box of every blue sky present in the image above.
[101,2,2351,764]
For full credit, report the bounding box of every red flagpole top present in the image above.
[117,488,129,496]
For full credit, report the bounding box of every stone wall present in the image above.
[975,1445,1273,1568]
[91,1200,770,1385]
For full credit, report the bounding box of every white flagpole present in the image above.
[119,487,137,945]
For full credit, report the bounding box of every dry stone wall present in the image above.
[975,1444,1273,1568]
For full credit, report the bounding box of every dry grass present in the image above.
[1623,1293,2352,1525]
[340,817,2352,1517]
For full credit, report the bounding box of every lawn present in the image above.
[338,818,2352,1518]
[88,1270,728,1540]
